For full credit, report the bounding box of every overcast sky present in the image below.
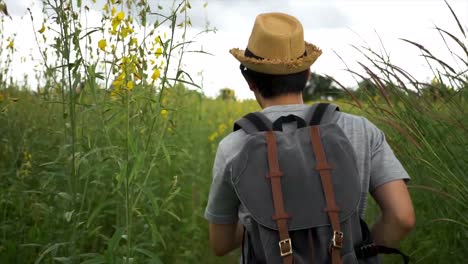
[2,0,468,99]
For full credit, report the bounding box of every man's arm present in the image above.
[363,117,415,247]
[209,222,244,256]
[371,179,415,247]
[204,138,243,256]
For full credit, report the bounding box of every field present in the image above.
[0,0,467,263]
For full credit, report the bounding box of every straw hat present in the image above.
[230,12,322,75]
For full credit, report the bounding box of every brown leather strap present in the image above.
[309,126,343,264]
[265,131,293,264]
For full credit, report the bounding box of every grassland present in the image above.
[0,0,467,263]
[1,85,467,263]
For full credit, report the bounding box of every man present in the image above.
[205,12,415,262]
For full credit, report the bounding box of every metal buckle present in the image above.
[331,231,344,249]
[279,238,293,257]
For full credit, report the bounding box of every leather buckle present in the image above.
[331,231,344,249]
[279,238,293,257]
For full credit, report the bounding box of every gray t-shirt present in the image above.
[205,104,410,224]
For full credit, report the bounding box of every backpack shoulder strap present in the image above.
[233,112,273,133]
[305,103,340,126]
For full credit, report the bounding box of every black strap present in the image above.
[241,226,246,264]
[356,218,409,263]
[241,227,256,264]
[245,49,308,60]
[272,114,307,131]
[355,244,410,264]
[309,103,330,126]
[234,112,272,132]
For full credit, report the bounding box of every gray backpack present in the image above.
[232,103,409,264]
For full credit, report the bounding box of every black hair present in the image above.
[240,64,309,99]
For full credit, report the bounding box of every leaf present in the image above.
[107,227,125,253]
[34,243,68,264]
[163,209,181,221]
[57,192,72,201]
[53,257,72,263]
[86,200,115,228]
[435,26,468,58]
[135,248,163,264]
[80,28,101,40]
[166,78,201,89]
[444,0,465,37]
[80,255,106,264]
[64,211,74,223]
[161,143,171,165]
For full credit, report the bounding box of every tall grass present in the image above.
[332,1,467,262]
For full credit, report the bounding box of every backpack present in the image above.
[231,103,409,264]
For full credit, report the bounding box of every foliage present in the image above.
[303,72,344,102]
[332,1,468,262]
[217,87,236,101]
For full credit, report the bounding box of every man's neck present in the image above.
[260,93,304,109]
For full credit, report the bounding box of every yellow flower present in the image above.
[112,72,125,88]
[126,80,134,91]
[131,38,138,46]
[121,27,131,38]
[111,18,120,33]
[151,69,160,80]
[111,6,116,16]
[155,47,163,58]
[38,24,46,34]
[154,36,161,44]
[160,109,168,119]
[218,124,227,134]
[112,72,126,87]
[116,11,125,22]
[103,3,109,12]
[7,40,13,50]
[98,39,106,51]
[208,132,219,142]
[112,80,122,87]
[110,90,119,99]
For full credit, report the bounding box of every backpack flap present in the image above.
[232,123,361,231]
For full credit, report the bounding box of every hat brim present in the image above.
[230,42,322,75]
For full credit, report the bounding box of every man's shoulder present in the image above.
[336,111,378,132]
[336,111,365,123]
[217,129,250,163]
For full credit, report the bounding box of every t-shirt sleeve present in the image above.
[204,144,240,224]
[365,118,411,193]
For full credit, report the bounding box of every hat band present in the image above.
[244,48,308,60]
